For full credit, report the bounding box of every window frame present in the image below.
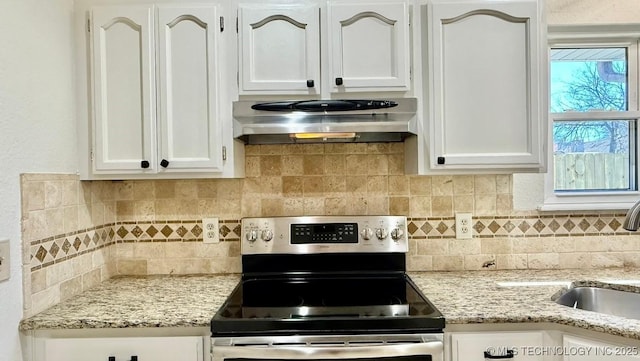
[541,25,640,211]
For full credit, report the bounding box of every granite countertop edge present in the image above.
[18,269,640,341]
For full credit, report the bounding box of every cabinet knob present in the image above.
[130,357,138,361]
[141,160,150,169]
[160,159,170,168]
[437,157,445,165]
[108,357,116,361]
[306,79,314,88]
[483,350,514,359]
[335,77,343,86]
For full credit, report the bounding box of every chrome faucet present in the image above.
[623,199,640,231]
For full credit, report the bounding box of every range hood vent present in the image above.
[233,98,417,145]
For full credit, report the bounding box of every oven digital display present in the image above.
[291,223,358,244]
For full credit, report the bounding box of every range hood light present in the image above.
[291,132,357,140]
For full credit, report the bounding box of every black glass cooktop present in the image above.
[211,274,444,336]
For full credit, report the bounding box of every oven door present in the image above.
[212,334,443,361]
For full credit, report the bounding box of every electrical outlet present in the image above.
[0,239,10,282]
[202,218,219,244]
[455,213,473,239]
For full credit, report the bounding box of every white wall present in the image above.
[0,0,77,360]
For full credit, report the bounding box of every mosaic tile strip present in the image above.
[30,220,242,270]
[407,214,629,239]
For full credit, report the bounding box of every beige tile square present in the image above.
[303,198,325,215]
[453,195,474,213]
[432,255,464,271]
[303,155,324,175]
[496,175,512,194]
[346,176,367,195]
[367,143,390,154]
[324,176,346,195]
[244,145,260,155]
[474,175,497,194]
[116,260,148,275]
[282,155,304,175]
[416,239,449,255]
[261,198,284,216]
[410,196,431,217]
[367,176,388,195]
[241,198,261,217]
[133,181,155,200]
[283,177,304,196]
[389,197,410,215]
[367,155,388,175]
[114,181,134,201]
[365,197,388,215]
[409,176,431,196]
[345,154,368,175]
[60,276,83,301]
[345,198,367,215]
[62,180,79,206]
[325,198,347,215]
[63,206,79,234]
[407,255,433,271]
[388,175,409,195]
[388,154,405,175]
[432,176,453,196]
[303,176,324,196]
[154,180,176,199]
[452,176,474,195]
[260,145,284,155]
[216,179,242,200]
[283,198,304,216]
[23,181,45,212]
[431,196,453,217]
[527,253,560,269]
[45,181,62,209]
[245,156,261,177]
[474,194,496,215]
[324,155,345,175]
[259,177,283,195]
[260,155,282,176]
[449,239,481,255]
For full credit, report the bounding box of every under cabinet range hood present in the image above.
[233,98,417,144]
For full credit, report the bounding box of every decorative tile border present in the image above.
[30,219,241,271]
[407,214,629,239]
[30,215,633,271]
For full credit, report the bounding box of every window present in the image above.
[542,25,640,210]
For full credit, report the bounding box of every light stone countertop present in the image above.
[18,269,640,340]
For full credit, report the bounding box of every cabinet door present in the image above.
[91,5,157,173]
[563,335,640,361]
[238,3,320,94]
[157,5,223,172]
[43,336,203,361]
[428,0,544,170]
[450,331,543,361]
[327,1,410,92]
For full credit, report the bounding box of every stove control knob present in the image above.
[261,229,274,242]
[361,227,374,240]
[246,229,258,243]
[391,228,404,241]
[375,228,388,240]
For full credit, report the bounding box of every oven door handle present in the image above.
[212,341,443,360]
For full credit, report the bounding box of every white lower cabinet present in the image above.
[40,336,203,361]
[449,331,544,361]
[563,335,640,361]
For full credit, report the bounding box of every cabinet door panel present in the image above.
[238,4,320,94]
[450,332,543,361]
[157,5,223,172]
[91,5,156,173]
[328,2,410,91]
[43,336,203,361]
[563,335,640,361]
[429,0,544,169]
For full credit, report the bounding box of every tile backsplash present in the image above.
[21,144,640,315]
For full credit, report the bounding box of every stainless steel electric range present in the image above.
[211,216,445,361]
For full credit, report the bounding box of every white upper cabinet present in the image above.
[327,2,410,92]
[157,5,223,172]
[83,3,238,179]
[425,0,546,172]
[91,5,157,173]
[238,3,320,94]
[237,0,411,96]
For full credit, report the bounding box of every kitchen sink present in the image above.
[554,287,640,320]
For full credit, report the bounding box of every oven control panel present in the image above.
[240,216,408,254]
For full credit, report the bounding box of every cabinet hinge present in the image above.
[222,146,227,161]
[87,18,91,32]
[236,17,238,33]
[220,16,224,32]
